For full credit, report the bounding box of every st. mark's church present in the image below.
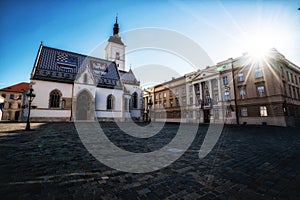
[30,17,143,121]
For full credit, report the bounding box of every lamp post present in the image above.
[25,86,36,131]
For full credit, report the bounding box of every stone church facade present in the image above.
[29,18,142,121]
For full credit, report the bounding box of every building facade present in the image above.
[143,86,154,122]
[0,82,29,121]
[153,76,187,123]
[232,49,300,126]
[29,18,142,122]
[147,49,300,126]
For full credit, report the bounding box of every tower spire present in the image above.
[113,14,119,35]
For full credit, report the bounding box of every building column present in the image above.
[217,77,224,122]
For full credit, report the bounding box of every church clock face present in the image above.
[91,61,108,75]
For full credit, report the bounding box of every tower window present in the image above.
[116,52,120,60]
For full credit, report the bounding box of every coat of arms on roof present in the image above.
[91,60,108,76]
[56,53,78,70]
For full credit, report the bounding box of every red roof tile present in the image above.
[0,82,30,93]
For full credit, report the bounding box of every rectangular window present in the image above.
[182,87,186,94]
[257,86,265,97]
[159,93,162,99]
[291,73,294,83]
[293,87,296,99]
[224,91,230,101]
[163,92,166,98]
[169,90,173,97]
[170,99,173,107]
[240,88,246,99]
[295,75,298,85]
[241,107,248,117]
[10,94,14,99]
[182,97,186,106]
[175,89,179,96]
[189,85,193,92]
[223,76,228,85]
[287,71,290,81]
[238,73,244,82]
[189,97,193,105]
[255,68,263,78]
[260,106,268,117]
[176,98,180,107]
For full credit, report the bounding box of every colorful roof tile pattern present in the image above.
[31,45,122,89]
[0,82,30,93]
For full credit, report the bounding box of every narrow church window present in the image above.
[84,73,88,84]
[49,90,61,108]
[132,92,138,109]
[107,94,114,110]
[61,99,65,109]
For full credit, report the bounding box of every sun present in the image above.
[242,31,273,61]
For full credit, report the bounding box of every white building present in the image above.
[29,17,142,121]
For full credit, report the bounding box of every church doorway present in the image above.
[76,90,92,120]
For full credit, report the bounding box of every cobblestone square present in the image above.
[0,122,299,199]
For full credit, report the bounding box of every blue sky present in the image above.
[0,0,299,88]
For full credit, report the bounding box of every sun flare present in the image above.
[239,28,286,62]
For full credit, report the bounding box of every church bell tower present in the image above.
[105,16,126,70]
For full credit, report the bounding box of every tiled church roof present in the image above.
[119,69,140,85]
[31,45,122,89]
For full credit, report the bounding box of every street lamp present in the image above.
[25,86,36,131]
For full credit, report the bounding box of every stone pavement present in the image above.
[0,122,299,199]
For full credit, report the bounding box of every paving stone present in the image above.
[0,122,299,199]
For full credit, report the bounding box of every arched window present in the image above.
[49,90,61,108]
[107,94,114,110]
[116,52,120,60]
[132,92,138,109]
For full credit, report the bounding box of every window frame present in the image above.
[257,86,265,97]
[223,76,228,85]
[107,94,114,110]
[241,107,248,117]
[49,90,61,108]
[238,73,244,82]
[224,91,230,101]
[255,68,263,78]
[259,106,268,117]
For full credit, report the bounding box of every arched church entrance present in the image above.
[76,90,93,120]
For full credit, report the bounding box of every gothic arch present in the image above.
[106,94,114,110]
[49,89,62,108]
